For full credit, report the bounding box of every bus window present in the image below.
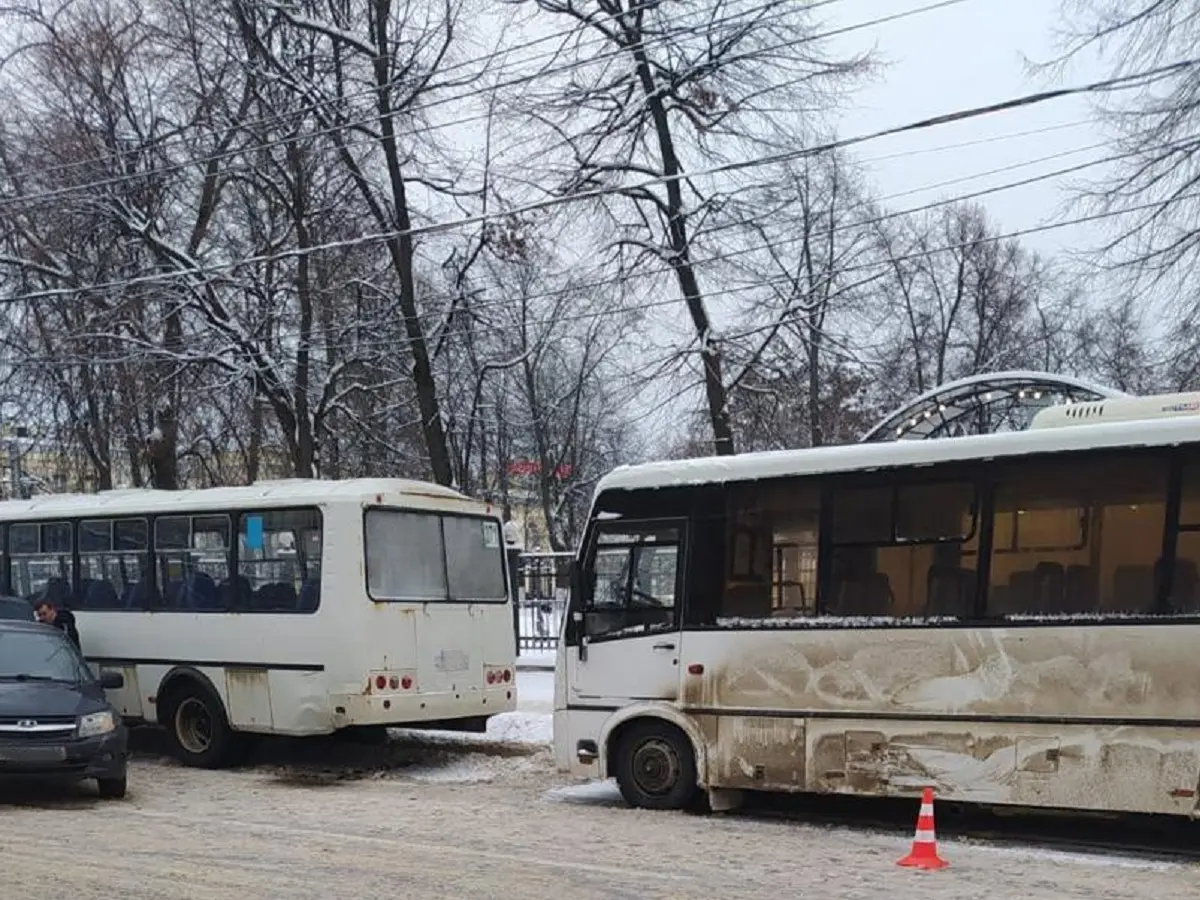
[443,516,506,602]
[365,510,505,604]
[717,481,819,623]
[77,518,150,610]
[828,480,977,620]
[1168,459,1200,613]
[366,510,447,601]
[8,521,72,606]
[155,515,231,612]
[986,455,1166,618]
[582,525,680,639]
[238,508,322,613]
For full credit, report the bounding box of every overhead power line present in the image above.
[0,0,964,210]
[1,55,1192,305]
[10,175,1197,370]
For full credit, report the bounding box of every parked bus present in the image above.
[554,392,1200,818]
[0,478,517,767]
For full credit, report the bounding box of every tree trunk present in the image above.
[146,405,179,490]
[371,0,453,484]
[628,30,734,456]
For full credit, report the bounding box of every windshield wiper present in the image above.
[0,673,71,683]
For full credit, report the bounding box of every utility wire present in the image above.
[0,0,955,209]
[2,57,1191,305]
[10,179,1196,369]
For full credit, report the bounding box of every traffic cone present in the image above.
[897,787,949,870]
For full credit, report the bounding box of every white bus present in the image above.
[0,478,517,767]
[554,392,1200,818]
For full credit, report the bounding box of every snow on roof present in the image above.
[0,477,483,520]
[596,413,1200,495]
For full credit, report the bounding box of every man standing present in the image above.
[33,597,80,650]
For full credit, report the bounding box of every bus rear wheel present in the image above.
[162,683,237,769]
[613,720,698,811]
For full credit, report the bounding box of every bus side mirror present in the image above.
[573,611,587,661]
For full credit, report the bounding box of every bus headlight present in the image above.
[78,711,116,738]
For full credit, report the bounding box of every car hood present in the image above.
[0,681,109,718]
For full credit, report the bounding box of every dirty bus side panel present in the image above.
[681,624,1200,816]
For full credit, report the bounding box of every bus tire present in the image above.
[613,719,698,811]
[161,681,237,769]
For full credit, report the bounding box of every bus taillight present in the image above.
[484,665,511,686]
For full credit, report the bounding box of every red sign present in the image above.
[506,460,573,479]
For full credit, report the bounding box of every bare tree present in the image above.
[1066,294,1162,393]
[719,150,878,449]
[436,205,636,547]
[1052,1,1200,295]
[505,0,872,456]
[231,0,498,485]
[870,202,1066,411]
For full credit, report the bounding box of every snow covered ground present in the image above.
[379,668,555,784]
[3,668,1196,898]
[516,649,556,670]
[4,744,1194,900]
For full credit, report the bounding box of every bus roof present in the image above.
[596,412,1200,495]
[0,477,485,519]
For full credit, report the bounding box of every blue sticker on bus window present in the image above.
[245,515,265,551]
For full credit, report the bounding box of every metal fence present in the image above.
[512,551,572,651]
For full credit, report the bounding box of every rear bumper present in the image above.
[0,728,128,781]
[331,686,517,728]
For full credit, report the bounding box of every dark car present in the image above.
[0,621,128,799]
[0,595,34,621]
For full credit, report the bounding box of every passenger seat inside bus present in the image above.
[829,571,893,617]
[925,565,973,616]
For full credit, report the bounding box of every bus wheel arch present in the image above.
[156,668,239,769]
[604,711,705,811]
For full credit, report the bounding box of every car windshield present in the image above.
[0,630,90,682]
[0,597,33,621]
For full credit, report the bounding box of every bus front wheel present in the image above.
[161,682,237,769]
[613,720,698,811]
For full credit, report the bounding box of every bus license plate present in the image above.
[434,649,469,672]
[0,745,67,764]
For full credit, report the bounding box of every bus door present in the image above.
[567,520,685,703]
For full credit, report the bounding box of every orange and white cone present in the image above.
[897,787,949,870]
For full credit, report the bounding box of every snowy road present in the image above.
[1,671,1195,899]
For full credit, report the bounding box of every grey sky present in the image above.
[823,0,1107,261]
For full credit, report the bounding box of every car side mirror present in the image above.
[99,671,124,691]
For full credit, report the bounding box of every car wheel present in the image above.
[162,682,237,769]
[613,720,698,811]
[97,775,127,800]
